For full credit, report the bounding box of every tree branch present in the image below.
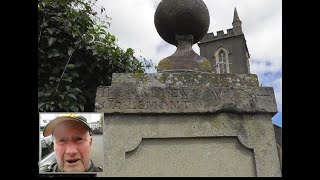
[55,49,75,91]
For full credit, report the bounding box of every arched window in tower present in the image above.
[214,47,230,74]
[219,51,227,74]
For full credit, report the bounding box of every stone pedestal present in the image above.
[95,72,281,177]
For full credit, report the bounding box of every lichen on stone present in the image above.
[158,59,173,71]
[199,59,212,72]
[131,73,149,83]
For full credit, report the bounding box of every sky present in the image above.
[39,113,102,126]
[95,0,282,126]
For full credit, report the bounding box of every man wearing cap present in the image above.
[40,114,102,173]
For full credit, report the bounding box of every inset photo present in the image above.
[39,113,104,174]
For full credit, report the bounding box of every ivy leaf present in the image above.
[47,50,60,58]
[66,64,75,69]
[71,105,79,112]
[63,76,73,82]
[68,48,74,56]
[70,72,79,77]
[47,28,54,35]
[110,35,116,42]
[38,102,45,109]
[59,94,64,100]
[78,104,84,111]
[44,92,51,97]
[49,76,56,81]
[65,86,71,91]
[74,88,82,93]
[126,48,133,54]
[38,0,149,113]
[48,38,56,47]
[101,25,109,29]
[67,94,77,100]
[72,31,76,38]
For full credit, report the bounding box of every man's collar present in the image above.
[55,159,93,172]
[86,160,92,171]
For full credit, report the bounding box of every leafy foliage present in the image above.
[38,0,145,112]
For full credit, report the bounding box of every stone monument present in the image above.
[95,0,281,177]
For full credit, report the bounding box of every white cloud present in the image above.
[95,0,282,114]
[275,78,282,112]
[95,0,174,64]
[200,0,282,75]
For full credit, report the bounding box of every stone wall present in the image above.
[96,73,281,177]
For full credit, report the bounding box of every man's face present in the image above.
[53,121,92,172]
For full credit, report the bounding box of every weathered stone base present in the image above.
[102,113,281,177]
[96,73,281,177]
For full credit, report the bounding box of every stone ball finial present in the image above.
[154,0,210,46]
[154,0,212,72]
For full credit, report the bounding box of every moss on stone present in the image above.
[156,73,168,83]
[131,73,149,82]
[121,73,259,87]
[199,59,212,72]
[158,59,173,71]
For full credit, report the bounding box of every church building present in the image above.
[198,8,282,170]
[198,8,250,74]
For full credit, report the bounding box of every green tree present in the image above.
[38,0,145,112]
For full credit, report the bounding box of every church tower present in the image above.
[198,8,251,74]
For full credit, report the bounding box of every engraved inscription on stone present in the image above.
[95,86,277,114]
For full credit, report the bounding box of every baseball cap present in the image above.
[43,114,92,137]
